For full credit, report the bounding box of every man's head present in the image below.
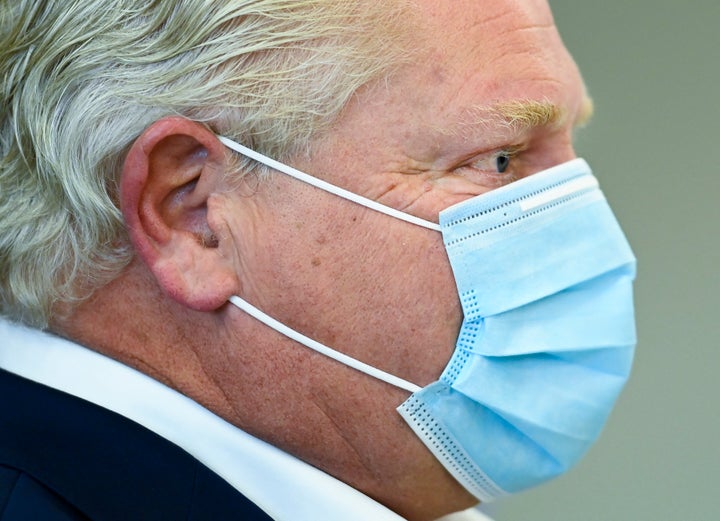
[0,0,409,326]
[1,1,593,519]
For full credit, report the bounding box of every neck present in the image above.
[52,260,477,521]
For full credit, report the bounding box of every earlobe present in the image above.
[120,117,239,311]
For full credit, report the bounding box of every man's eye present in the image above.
[454,148,523,188]
[496,153,511,173]
[465,150,517,175]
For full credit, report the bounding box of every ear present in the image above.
[120,117,238,311]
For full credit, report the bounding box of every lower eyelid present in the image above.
[453,165,519,189]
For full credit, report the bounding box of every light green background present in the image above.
[493,2,719,520]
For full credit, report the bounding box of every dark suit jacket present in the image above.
[0,368,274,520]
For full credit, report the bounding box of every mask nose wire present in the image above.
[218,136,441,232]
[219,135,424,394]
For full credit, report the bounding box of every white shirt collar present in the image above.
[0,318,491,521]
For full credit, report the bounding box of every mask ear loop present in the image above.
[218,136,441,232]
[229,296,422,394]
[220,135,430,393]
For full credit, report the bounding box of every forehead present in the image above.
[309,0,588,168]
[374,0,587,137]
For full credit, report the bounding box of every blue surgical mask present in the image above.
[220,136,636,502]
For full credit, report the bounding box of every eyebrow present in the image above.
[496,99,565,131]
[449,96,595,137]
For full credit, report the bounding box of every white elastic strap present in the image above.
[229,296,422,394]
[219,136,441,232]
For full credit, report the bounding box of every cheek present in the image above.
[324,223,462,385]
[383,236,463,384]
[241,184,463,386]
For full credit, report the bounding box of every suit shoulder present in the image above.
[0,465,89,521]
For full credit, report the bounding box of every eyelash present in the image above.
[471,147,523,174]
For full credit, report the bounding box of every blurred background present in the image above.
[493,1,720,520]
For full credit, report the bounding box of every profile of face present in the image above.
[219,0,588,376]
[120,0,593,519]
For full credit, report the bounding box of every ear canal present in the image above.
[197,231,219,248]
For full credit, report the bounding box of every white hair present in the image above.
[0,0,411,327]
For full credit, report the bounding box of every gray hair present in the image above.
[0,0,410,328]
